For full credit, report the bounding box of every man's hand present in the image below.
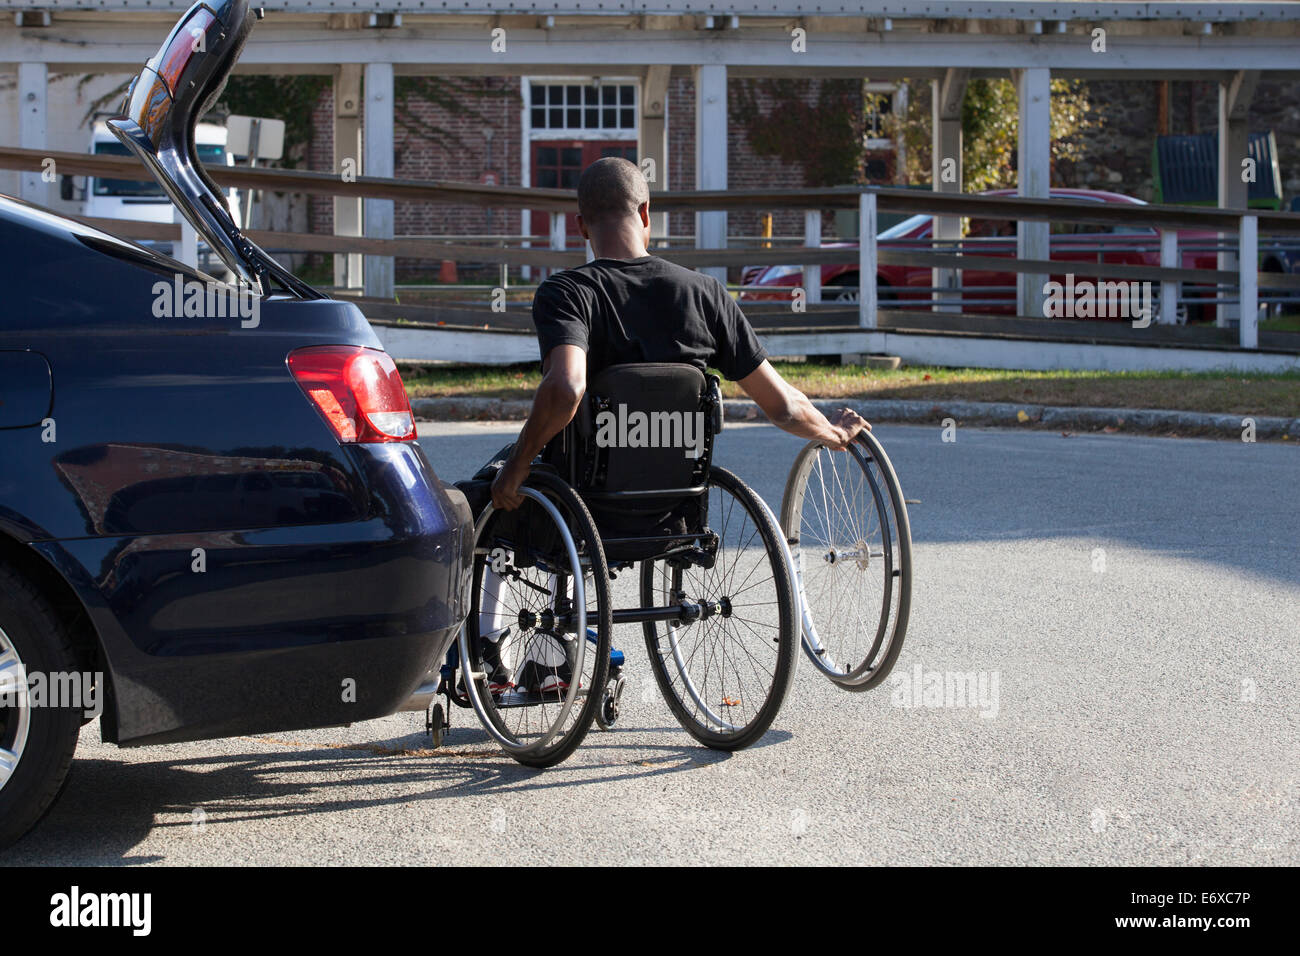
[824,407,871,451]
[738,361,870,450]
[490,455,531,511]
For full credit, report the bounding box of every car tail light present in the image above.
[287,346,416,443]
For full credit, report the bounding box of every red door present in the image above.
[531,140,637,247]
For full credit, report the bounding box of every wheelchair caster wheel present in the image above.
[427,700,447,748]
[596,675,626,730]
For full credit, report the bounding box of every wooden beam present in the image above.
[8,148,1300,234]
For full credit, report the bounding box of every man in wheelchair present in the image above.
[469,157,869,696]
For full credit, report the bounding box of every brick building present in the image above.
[307,74,857,280]
[303,70,1300,282]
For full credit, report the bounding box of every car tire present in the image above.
[823,275,896,307]
[0,564,84,850]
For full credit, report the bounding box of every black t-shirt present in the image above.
[531,256,768,380]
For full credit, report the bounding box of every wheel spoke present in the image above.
[460,479,610,766]
[644,468,795,745]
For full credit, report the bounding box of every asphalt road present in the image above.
[6,422,1298,865]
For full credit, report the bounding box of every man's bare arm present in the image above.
[491,345,587,510]
[737,360,869,451]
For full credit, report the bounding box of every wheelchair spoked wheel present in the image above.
[460,470,613,768]
[640,466,798,750]
[780,429,912,691]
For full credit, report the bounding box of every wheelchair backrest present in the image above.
[548,363,722,516]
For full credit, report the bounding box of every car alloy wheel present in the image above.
[0,625,31,794]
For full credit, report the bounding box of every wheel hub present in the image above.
[823,539,872,571]
[517,607,570,634]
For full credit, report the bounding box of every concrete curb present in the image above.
[412,396,1299,440]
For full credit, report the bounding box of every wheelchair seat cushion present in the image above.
[548,363,710,556]
[573,362,709,513]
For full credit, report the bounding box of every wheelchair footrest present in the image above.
[492,686,590,709]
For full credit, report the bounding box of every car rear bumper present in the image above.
[33,442,474,746]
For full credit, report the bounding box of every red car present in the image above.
[742,188,1219,322]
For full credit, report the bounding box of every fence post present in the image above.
[694,63,729,286]
[17,63,47,205]
[332,64,364,291]
[859,191,878,329]
[803,209,822,305]
[1239,214,1258,349]
[1015,67,1051,319]
[1159,229,1179,325]
[175,206,198,269]
[362,62,395,299]
[549,211,566,281]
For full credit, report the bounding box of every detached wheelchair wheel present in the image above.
[640,466,798,751]
[460,470,612,768]
[781,429,912,691]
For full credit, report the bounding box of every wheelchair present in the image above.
[433,362,912,768]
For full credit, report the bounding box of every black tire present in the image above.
[823,275,896,307]
[823,277,860,304]
[640,467,798,751]
[462,470,612,769]
[0,565,84,850]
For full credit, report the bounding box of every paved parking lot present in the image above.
[5,421,1298,865]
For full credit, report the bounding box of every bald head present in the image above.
[577,157,650,230]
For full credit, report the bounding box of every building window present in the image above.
[535,146,584,189]
[865,92,893,139]
[530,83,636,132]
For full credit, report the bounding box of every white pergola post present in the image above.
[363,62,395,298]
[858,191,878,329]
[931,68,967,312]
[334,65,364,291]
[1014,67,1051,319]
[1217,70,1258,328]
[1239,214,1258,348]
[1159,229,1180,325]
[694,64,727,285]
[803,209,822,305]
[639,65,671,244]
[18,63,47,205]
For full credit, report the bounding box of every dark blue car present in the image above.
[0,0,472,848]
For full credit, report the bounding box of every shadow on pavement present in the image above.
[1,726,791,865]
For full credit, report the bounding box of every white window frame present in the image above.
[523,76,640,141]
[518,76,643,273]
